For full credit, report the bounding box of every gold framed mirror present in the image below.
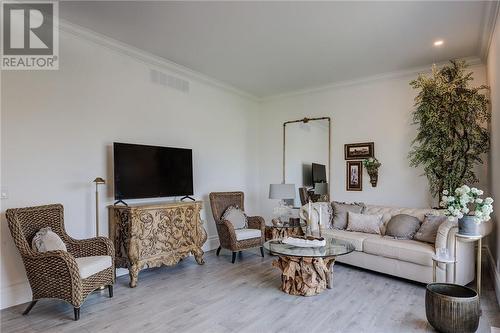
[283,117,331,207]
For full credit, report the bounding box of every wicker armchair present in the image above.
[5,204,115,320]
[209,192,265,263]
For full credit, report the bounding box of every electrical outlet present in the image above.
[1,187,8,199]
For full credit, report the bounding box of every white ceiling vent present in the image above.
[150,69,189,93]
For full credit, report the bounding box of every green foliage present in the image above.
[363,157,381,174]
[408,60,490,198]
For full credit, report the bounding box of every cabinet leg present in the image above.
[129,265,139,288]
[216,246,221,256]
[193,249,205,265]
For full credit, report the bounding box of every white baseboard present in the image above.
[0,235,220,310]
[0,280,31,310]
[485,246,500,306]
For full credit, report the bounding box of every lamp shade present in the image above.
[314,182,328,195]
[269,184,296,199]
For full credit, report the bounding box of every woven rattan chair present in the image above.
[209,192,265,263]
[6,204,115,320]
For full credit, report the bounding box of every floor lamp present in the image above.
[93,177,105,237]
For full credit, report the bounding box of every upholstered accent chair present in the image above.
[209,192,265,263]
[6,204,115,320]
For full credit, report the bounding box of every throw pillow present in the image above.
[346,212,383,234]
[385,214,421,240]
[32,227,67,252]
[332,201,365,230]
[414,214,448,244]
[221,206,248,229]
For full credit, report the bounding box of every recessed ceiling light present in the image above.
[434,40,444,46]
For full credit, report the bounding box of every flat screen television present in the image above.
[312,163,327,184]
[113,142,193,200]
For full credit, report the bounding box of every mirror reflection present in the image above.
[284,117,330,207]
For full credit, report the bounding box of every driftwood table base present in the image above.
[272,256,336,296]
[265,226,304,241]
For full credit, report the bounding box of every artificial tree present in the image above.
[408,60,490,199]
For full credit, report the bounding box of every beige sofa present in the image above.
[320,204,475,285]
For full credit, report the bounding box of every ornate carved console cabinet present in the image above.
[109,201,207,287]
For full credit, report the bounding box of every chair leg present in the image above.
[22,300,37,315]
[108,285,113,298]
[260,246,264,258]
[232,252,237,264]
[216,246,221,256]
[74,307,80,321]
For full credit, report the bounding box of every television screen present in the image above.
[113,142,193,200]
[312,163,327,184]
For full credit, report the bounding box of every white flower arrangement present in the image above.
[440,185,494,223]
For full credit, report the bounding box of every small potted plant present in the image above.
[363,157,381,187]
[440,185,494,236]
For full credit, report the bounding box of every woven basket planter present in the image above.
[425,283,480,333]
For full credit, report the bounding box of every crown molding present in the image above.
[58,19,260,102]
[261,56,483,103]
[479,0,500,61]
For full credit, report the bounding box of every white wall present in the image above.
[0,29,260,309]
[257,65,488,220]
[487,9,500,304]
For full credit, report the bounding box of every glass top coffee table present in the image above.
[264,237,354,296]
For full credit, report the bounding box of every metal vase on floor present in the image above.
[425,283,480,333]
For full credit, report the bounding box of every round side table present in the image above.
[454,233,484,295]
[432,255,456,283]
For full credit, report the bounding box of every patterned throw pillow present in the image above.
[414,214,448,243]
[385,214,422,240]
[346,211,383,234]
[32,227,67,252]
[332,201,365,229]
[221,206,248,229]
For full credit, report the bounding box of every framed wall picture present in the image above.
[346,161,363,191]
[344,142,374,160]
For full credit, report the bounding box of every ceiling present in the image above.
[60,1,498,98]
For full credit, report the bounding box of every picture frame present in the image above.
[346,161,363,191]
[344,142,374,160]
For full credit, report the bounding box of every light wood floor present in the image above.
[2,249,499,333]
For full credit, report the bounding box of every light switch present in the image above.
[1,187,8,199]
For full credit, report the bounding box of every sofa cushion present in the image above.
[363,237,434,266]
[32,227,67,253]
[385,214,421,240]
[415,214,448,244]
[323,229,381,251]
[364,205,441,234]
[332,201,365,229]
[234,228,261,241]
[222,206,247,229]
[75,255,112,279]
[346,212,383,235]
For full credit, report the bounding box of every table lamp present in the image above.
[269,183,296,223]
